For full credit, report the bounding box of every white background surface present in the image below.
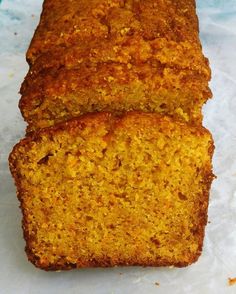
[0,0,236,293]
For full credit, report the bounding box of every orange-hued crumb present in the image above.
[9,112,214,270]
[19,0,211,132]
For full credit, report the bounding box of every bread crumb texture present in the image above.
[9,112,214,270]
[19,0,211,132]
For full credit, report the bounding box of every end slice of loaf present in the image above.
[9,112,214,270]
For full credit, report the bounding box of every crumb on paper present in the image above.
[119,272,123,275]
[228,277,236,286]
[14,32,17,35]
[31,14,35,18]
[208,221,211,224]
[133,277,141,284]
[155,282,160,286]
[231,191,236,209]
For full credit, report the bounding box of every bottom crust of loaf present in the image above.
[9,112,214,270]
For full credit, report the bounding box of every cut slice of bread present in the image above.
[9,112,214,270]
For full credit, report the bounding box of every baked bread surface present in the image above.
[19,0,211,132]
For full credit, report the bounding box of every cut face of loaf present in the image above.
[9,112,214,270]
[19,0,211,132]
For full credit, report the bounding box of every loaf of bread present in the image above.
[9,112,214,270]
[19,0,211,132]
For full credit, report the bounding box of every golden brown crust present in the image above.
[9,112,214,271]
[26,35,209,76]
[26,0,201,63]
[19,0,211,132]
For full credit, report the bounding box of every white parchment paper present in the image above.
[0,1,236,293]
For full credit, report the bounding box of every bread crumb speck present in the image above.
[155,282,160,286]
[228,277,236,286]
